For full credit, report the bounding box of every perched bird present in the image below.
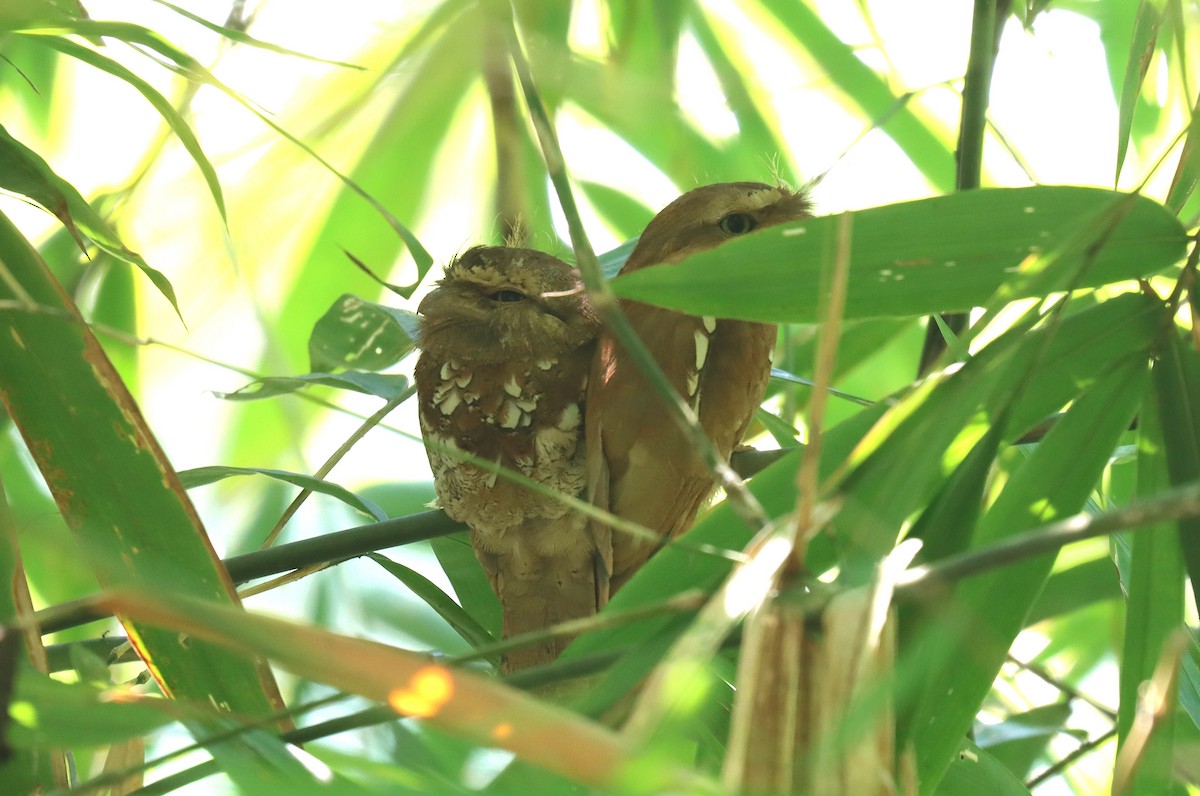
[415,246,602,673]
[587,182,812,593]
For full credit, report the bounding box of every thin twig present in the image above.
[261,390,410,548]
[918,0,1002,375]
[1006,653,1118,720]
[794,211,853,546]
[895,480,1200,596]
[1025,726,1118,790]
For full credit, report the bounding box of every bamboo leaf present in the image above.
[975,703,1077,780]
[26,35,225,224]
[308,295,417,373]
[368,552,497,653]
[932,740,1033,795]
[1115,0,1166,181]
[1113,339,1186,792]
[429,535,501,640]
[7,672,176,749]
[150,0,365,68]
[179,466,389,523]
[0,123,182,317]
[910,356,1150,791]
[218,372,410,402]
[93,590,698,791]
[1165,86,1200,213]
[835,293,1162,575]
[0,213,286,725]
[1152,333,1200,616]
[611,187,1186,323]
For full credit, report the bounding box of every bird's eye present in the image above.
[718,213,756,235]
[490,289,526,303]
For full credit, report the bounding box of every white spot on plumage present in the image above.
[515,396,538,412]
[702,315,716,334]
[536,359,555,370]
[439,391,461,415]
[557,403,580,431]
[503,377,522,397]
[686,372,699,397]
[694,328,709,371]
[499,401,523,429]
[439,362,453,380]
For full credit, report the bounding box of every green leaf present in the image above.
[28,35,226,223]
[1026,556,1121,625]
[0,123,183,317]
[183,716,355,796]
[688,5,799,185]
[429,534,501,640]
[179,466,388,523]
[279,5,478,354]
[1112,336,1187,792]
[368,552,497,653]
[834,294,1159,574]
[598,239,636,279]
[1165,87,1200,212]
[611,187,1186,323]
[0,213,286,723]
[218,372,411,402]
[975,702,1077,779]
[578,181,655,242]
[0,0,70,28]
[1115,0,1166,181]
[1151,333,1200,617]
[8,670,175,749]
[309,294,418,373]
[911,355,1150,791]
[150,0,365,68]
[933,740,1033,795]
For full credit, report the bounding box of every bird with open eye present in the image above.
[587,182,812,593]
[415,246,603,673]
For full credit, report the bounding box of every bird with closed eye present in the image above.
[415,246,603,672]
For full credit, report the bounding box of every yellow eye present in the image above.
[718,213,756,235]
[490,290,526,303]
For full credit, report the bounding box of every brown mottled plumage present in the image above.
[587,182,812,593]
[416,246,601,672]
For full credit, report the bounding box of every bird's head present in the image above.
[623,182,812,272]
[417,246,599,363]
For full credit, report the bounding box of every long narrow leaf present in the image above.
[910,356,1150,791]
[27,35,225,222]
[1114,343,1186,792]
[611,187,1185,323]
[368,552,497,652]
[93,590,702,791]
[0,213,286,724]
